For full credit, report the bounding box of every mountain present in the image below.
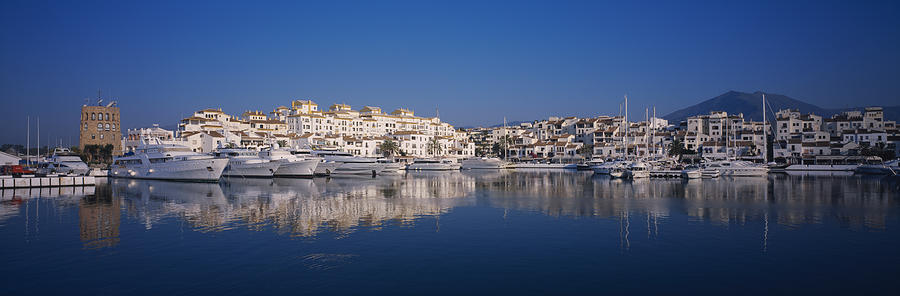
[663,90,900,123]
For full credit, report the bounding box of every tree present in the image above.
[577,144,593,158]
[668,139,685,157]
[99,144,113,164]
[276,140,288,148]
[861,142,896,161]
[379,139,400,158]
[427,137,443,156]
[491,143,502,158]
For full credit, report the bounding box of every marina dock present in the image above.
[0,175,96,188]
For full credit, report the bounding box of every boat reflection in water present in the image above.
[2,171,900,295]
[101,172,900,237]
[110,172,476,236]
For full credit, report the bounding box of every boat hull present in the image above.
[331,162,383,175]
[223,161,280,177]
[273,159,319,177]
[784,164,859,172]
[407,163,455,171]
[461,159,504,170]
[110,158,228,182]
[314,161,341,176]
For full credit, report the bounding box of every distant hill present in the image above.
[663,90,900,123]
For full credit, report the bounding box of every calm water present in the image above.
[2,171,900,295]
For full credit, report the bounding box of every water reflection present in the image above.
[115,172,475,237]
[2,172,898,245]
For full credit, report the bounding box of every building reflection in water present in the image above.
[480,171,896,231]
[112,171,476,237]
[79,187,120,249]
[5,172,895,247]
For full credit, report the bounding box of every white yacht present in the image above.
[215,149,280,177]
[609,166,626,178]
[444,159,462,170]
[312,150,384,175]
[624,161,651,179]
[856,159,899,175]
[461,157,505,169]
[577,157,604,170]
[259,149,320,177]
[289,149,341,176]
[41,147,89,175]
[680,165,702,179]
[592,160,625,175]
[703,160,769,177]
[407,159,456,171]
[110,142,228,182]
[511,162,578,169]
[377,159,404,173]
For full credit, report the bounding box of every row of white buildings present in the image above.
[120,97,896,162]
[464,107,898,161]
[124,100,475,158]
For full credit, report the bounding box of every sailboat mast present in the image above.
[503,117,507,161]
[26,116,30,166]
[624,95,628,158]
[762,94,768,163]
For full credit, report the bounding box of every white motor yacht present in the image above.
[312,150,384,175]
[703,160,769,177]
[577,157,605,171]
[289,149,340,176]
[856,159,899,175]
[259,149,320,177]
[110,142,228,182]
[377,159,404,173]
[624,161,651,179]
[215,149,280,177]
[444,159,461,170]
[407,159,456,171]
[592,160,624,175]
[41,147,89,175]
[511,162,578,169]
[680,165,702,179]
[461,157,505,169]
[609,166,626,178]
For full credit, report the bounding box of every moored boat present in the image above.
[259,149,319,177]
[407,159,455,171]
[461,157,505,169]
[703,160,768,177]
[215,149,280,177]
[312,150,383,175]
[39,147,89,175]
[624,161,651,179]
[110,142,227,182]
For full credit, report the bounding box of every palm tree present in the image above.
[99,144,114,164]
[427,137,443,156]
[379,139,400,158]
[668,139,685,157]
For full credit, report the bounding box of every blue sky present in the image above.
[1,0,899,145]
